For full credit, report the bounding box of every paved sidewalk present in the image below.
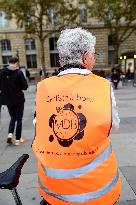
[0,83,136,205]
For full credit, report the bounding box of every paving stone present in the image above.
[120,166,136,195]
[117,199,136,205]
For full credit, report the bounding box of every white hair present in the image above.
[57,28,96,66]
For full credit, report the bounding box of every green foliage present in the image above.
[0,0,79,70]
[89,0,136,42]
[0,0,79,35]
[89,0,136,65]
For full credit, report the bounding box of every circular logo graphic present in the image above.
[49,103,87,147]
[53,108,79,140]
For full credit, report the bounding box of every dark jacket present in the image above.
[111,73,120,83]
[0,67,28,105]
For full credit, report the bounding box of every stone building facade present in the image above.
[0,9,136,78]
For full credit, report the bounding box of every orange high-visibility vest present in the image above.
[32,73,121,205]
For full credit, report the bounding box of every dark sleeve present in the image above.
[0,70,2,90]
[17,70,28,90]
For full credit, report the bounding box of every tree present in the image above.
[89,0,136,66]
[0,0,79,72]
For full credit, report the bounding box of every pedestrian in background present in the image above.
[39,68,46,80]
[111,69,120,89]
[26,69,31,83]
[126,68,131,81]
[52,69,59,76]
[32,28,121,205]
[0,57,28,145]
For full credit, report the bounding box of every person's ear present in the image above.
[82,52,88,67]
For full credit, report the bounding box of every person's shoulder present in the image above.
[0,67,12,75]
[92,73,109,84]
[16,69,23,74]
[0,69,2,76]
[0,68,3,73]
[0,67,7,72]
[16,69,26,78]
[37,76,58,87]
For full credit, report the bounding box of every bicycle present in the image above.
[0,154,50,205]
[0,154,29,205]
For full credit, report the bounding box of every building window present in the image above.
[50,53,59,67]
[0,39,12,65]
[1,39,11,51]
[25,38,36,50]
[48,7,57,26]
[108,34,118,65]
[0,11,7,28]
[2,55,12,65]
[26,54,37,68]
[25,38,37,68]
[79,4,87,23]
[49,38,60,67]
[25,13,33,26]
[25,17,32,27]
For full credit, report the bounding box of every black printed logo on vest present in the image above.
[49,103,87,147]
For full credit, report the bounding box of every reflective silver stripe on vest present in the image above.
[42,144,112,179]
[38,172,119,203]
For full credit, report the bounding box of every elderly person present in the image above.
[32,28,121,205]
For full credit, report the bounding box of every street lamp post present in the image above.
[0,41,2,68]
[133,54,136,86]
[124,55,127,75]
[134,55,136,72]
[16,49,19,60]
[16,49,20,67]
[120,55,126,74]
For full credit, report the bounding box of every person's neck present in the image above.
[59,64,85,71]
[9,65,18,70]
